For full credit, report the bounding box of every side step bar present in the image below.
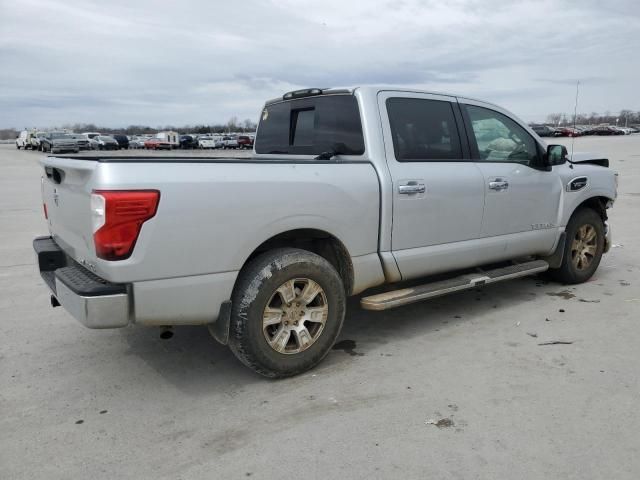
[360,260,549,311]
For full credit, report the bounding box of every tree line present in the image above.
[545,110,640,127]
[0,116,258,140]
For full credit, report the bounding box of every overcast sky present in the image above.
[0,0,637,129]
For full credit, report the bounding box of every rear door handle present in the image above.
[398,183,426,195]
[488,179,509,191]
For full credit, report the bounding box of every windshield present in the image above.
[50,132,69,139]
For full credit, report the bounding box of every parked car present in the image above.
[40,132,79,153]
[197,135,217,149]
[95,135,119,150]
[81,132,102,150]
[16,130,35,149]
[30,132,47,150]
[35,86,617,378]
[222,135,238,149]
[68,134,91,150]
[179,135,198,149]
[237,135,254,149]
[144,137,171,150]
[112,134,130,149]
[592,126,624,136]
[553,127,582,137]
[129,136,149,149]
[530,125,556,137]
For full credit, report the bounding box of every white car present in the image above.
[129,136,149,149]
[81,132,101,150]
[198,136,217,149]
[16,130,34,150]
[31,132,47,151]
[222,135,238,149]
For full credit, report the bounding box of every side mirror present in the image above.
[545,144,568,167]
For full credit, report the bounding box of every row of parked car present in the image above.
[15,130,255,153]
[531,124,639,137]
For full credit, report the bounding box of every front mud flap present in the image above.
[541,232,566,269]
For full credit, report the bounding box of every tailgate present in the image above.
[41,156,98,264]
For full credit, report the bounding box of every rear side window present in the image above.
[255,95,364,155]
[386,98,463,161]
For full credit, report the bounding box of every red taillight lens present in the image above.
[92,190,160,261]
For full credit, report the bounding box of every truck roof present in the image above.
[265,86,501,110]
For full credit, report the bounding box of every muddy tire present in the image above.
[547,208,604,284]
[228,248,346,378]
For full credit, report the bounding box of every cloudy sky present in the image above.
[0,0,637,129]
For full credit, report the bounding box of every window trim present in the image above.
[460,103,546,169]
[385,97,471,163]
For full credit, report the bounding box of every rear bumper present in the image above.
[34,236,130,328]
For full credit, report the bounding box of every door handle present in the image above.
[398,183,426,195]
[488,179,509,191]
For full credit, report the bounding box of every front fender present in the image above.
[558,164,617,226]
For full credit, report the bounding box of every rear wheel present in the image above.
[548,208,604,284]
[226,248,346,378]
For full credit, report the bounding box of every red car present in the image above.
[553,127,582,137]
[144,138,171,150]
[237,135,254,149]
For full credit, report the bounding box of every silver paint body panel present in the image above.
[39,86,617,327]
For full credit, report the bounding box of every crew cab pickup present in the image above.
[35,87,617,377]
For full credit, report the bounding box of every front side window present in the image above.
[466,105,538,165]
[386,97,463,161]
[255,94,364,156]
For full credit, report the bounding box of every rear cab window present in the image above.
[255,94,365,156]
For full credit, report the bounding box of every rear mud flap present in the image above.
[208,300,232,345]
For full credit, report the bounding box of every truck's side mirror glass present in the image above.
[546,144,567,166]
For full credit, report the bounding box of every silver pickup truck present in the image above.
[35,86,617,377]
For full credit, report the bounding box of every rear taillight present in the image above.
[91,190,160,261]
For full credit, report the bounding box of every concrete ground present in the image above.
[1,138,639,479]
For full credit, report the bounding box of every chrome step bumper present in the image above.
[33,236,130,328]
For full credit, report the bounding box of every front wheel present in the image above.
[547,208,604,284]
[225,248,346,378]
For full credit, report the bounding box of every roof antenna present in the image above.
[570,80,580,161]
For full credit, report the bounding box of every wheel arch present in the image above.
[238,228,354,296]
[570,195,611,223]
